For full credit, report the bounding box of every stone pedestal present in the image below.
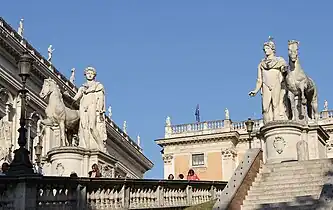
[47,147,118,177]
[48,147,86,176]
[260,120,329,164]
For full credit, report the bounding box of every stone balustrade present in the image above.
[0,176,226,209]
[166,110,333,138]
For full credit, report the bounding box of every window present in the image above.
[192,153,205,166]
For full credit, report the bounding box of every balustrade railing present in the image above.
[168,110,333,136]
[0,176,226,210]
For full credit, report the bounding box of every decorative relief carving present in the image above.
[56,163,65,176]
[273,136,286,154]
[0,118,12,162]
[221,148,237,159]
[162,154,173,164]
[101,165,113,178]
[326,140,333,152]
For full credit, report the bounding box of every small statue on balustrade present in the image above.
[225,108,230,120]
[324,100,328,111]
[69,68,75,84]
[47,45,55,62]
[17,18,24,37]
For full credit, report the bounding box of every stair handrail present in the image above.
[213,148,263,210]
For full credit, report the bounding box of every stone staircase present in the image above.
[241,159,333,210]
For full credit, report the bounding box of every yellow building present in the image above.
[155,111,333,181]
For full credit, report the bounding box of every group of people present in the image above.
[70,163,102,178]
[168,169,200,181]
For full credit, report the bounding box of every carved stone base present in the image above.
[260,120,329,164]
[46,147,118,178]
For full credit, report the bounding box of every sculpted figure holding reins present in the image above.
[67,67,107,149]
[249,37,288,124]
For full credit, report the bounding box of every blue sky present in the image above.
[2,1,333,178]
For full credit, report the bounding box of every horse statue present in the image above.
[39,78,80,146]
[285,40,318,121]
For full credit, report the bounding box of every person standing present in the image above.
[88,163,102,178]
[187,169,200,181]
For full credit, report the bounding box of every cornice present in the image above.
[106,120,153,170]
[156,131,240,146]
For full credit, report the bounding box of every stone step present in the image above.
[260,166,331,175]
[248,185,322,196]
[242,194,318,205]
[245,189,320,201]
[241,203,318,210]
[249,180,324,192]
[252,176,324,187]
[255,172,325,182]
[262,163,333,173]
[264,159,333,169]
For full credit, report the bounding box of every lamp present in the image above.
[245,118,254,149]
[7,51,34,175]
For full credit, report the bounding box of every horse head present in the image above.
[288,40,300,63]
[40,78,58,99]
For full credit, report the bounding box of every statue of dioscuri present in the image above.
[39,78,80,146]
[285,40,318,121]
[249,37,288,124]
[68,67,107,150]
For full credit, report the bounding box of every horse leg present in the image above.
[59,121,66,146]
[311,89,319,120]
[288,91,296,120]
[299,82,307,105]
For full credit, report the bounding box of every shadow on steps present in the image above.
[184,200,217,210]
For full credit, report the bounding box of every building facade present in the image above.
[0,17,153,178]
[156,111,333,181]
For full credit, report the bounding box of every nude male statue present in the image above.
[249,37,287,124]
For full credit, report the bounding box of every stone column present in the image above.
[221,148,237,181]
[163,153,174,179]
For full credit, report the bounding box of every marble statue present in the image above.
[285,40,318,120]
[225,108,230,120]
[39,78,80,146]
[69,68,75,84]
[107,106,112,119]
[17,18,24,37]
[71,67,107,150]
[249,37,287,124]
[166,116,171,126]
[123,121,127,134]
[47,45,55,62]
[137,135,141,147]
[324,100,328,111]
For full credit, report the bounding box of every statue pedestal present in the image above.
[46,147,119,178]
[260,121,329,164]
